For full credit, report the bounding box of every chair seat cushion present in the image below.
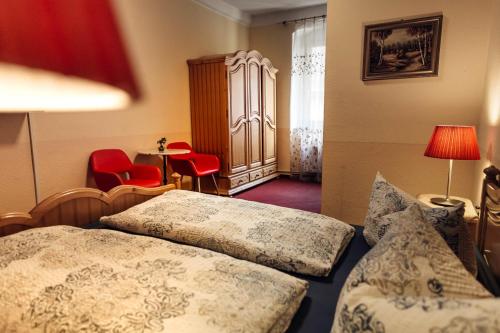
[123,179,161,188]
[194,167,220,176]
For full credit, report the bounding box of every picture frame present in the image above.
[362,15,443,81]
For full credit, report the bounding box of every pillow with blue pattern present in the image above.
[332,204,493,333]
[363,173,476,276]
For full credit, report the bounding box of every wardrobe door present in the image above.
[247,58,263,169]
[262,65,277,165]
[228,59,249,174]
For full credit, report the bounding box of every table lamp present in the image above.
[424,125,480,206]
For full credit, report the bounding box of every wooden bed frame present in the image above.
[477,165,500,295]
[478,165,500,280]
[0,174,181,237]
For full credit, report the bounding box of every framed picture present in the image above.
[362,15,443,81]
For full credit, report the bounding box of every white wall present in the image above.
[322,0,495,224]
[474,0,500,202]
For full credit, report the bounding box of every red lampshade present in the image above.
[424,125,480,160]
[0,0,140,111]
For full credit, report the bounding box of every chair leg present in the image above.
[211,174,219,195]
[197,177,201,193]
[192,177,196,191]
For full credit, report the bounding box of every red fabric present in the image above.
[90,149,132,174]
[90,149,161,192]
[166,142,220,177]
[424,126,480,160]
[123,179,161,188]
[168,158,198,177]
[0,0,140,99]
[191,154,220,175]
[167,142,193,151]
[93,171,123,192]
[167,142,196,160]
[129,164,162,180]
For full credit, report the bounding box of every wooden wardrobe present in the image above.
[187,50,278,195]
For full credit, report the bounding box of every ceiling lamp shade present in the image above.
[424,125,481,160]
[0,0,140,111]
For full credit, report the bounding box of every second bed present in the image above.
[100,189,355,277]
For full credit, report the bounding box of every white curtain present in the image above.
[290,18,326,182]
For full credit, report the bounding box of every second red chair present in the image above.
[167,142,220,195]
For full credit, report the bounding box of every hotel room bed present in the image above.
[83,223,370,333]
[2,171,497,332]
[0,180,358,333]
[0,225,307,332]
[83,221,500,332]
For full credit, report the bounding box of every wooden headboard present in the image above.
[478,165,500,285]
[0,174,181,237]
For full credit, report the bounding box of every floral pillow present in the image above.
[363,173,476,276]
[332,288,500,333]
[332,204,495,333]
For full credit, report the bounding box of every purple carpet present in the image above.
[234,177,321,213]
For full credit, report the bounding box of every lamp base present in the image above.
[430,197,464,207]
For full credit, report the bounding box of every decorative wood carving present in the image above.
[262,63,277,165]
[0,174,180,237]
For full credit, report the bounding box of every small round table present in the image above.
[138,149,190,185]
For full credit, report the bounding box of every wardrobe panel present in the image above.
[228,63,246,127]
[248,60,262,168]
[250,119,262,167]
[230,123,248,173]
[262,67,277,164]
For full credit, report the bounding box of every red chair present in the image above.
[90,149,162,192]
[167,142,220,195]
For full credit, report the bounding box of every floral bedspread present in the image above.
[0,226,308,333]
[100,190,355,276]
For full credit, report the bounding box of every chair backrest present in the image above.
[167,141,193,151]
[90,149,133,174]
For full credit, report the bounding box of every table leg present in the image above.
[162,155,168,185]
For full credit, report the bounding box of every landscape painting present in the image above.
[362,15,443,81]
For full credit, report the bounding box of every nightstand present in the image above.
[417,194,479,242]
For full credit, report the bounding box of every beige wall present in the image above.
[322,0,495,225]
[250,24,295,172]
[474,0,500,202]
[0,0,249,213]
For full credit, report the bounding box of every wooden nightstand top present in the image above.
[417,193,479,242]
[417,193,478,223]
